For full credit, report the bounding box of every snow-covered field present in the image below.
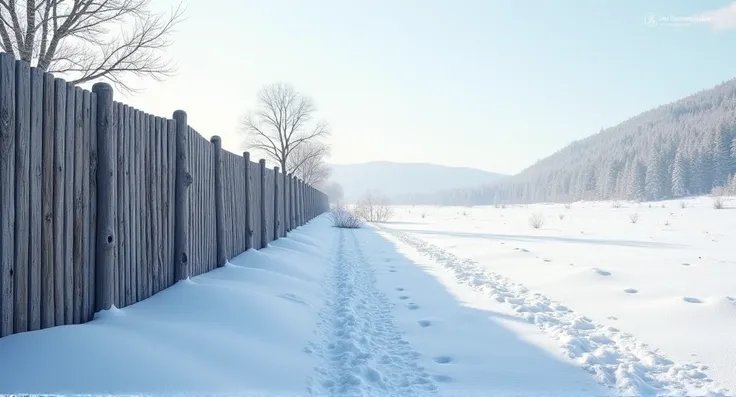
[0,196,733,396]
[382,195,736,395]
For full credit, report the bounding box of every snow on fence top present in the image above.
[0,52,329,339]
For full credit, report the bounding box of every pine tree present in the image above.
[671,149,689,197]
[645,153,664,200]
[626,159,646,200]
[712,123,733,187]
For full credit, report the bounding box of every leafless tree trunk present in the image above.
[0,0,184,92]
[242,82,330,175]
[287,140,330,188]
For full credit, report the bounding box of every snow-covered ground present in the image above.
[0,196,733,396]
[381,195,736,395]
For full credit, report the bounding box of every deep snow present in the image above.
[382,195,735,396]
[0,196,732,396]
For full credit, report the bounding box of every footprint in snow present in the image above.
[607,316,618,321]
[389,269,397,273]
[624,288,638,294]
[395,287,404,291]
[433,356,453,364]
[543,259,552,263]
[592,268,612,276]
[407,303,420,310]
[727,296,734,302]
[432,374,453,383]
[683,296,703,304]
[277,293,311,307]
[399,295,410,300]
[417,320,432,327]
[681,263,691,266]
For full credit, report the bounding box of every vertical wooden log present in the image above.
[283,173,289,233]
[298,179,303,226]
[51,78,65,327]
[295,179,300,227]
[134,109,142,300]
[167,120,175,285]
[160,119,169,288]
[113,104,121,306]
[289,175,295,230]
[294,178,299,227]
[211,136,225,267]
[71,87,84,324]
[173,111,190,281]
[89,92,97,317]
[0,53,15,337]
[142,114,151,298]
[273,166,280,241]
[63,83,74,325]
[243,152,251,250]
[92,83,115,312]
[259,159,267,248]
[81,90,92,320]
[157,118,165,290]
[13,60,30,334]
[117,104,127,307]
[29,68,44,331]
[290,174,295,231]
[150,117,160,293]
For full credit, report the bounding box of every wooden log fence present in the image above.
[0,53,330,338]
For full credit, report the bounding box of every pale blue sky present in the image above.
[112,0,736,175]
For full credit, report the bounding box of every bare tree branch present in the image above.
[287,140,330,187]
[0,0,184,93]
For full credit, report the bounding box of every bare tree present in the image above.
[353,191,393,223]
[0,0,184,92]
[286,140,330,187]
[242,82,330,174]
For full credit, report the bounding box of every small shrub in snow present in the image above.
[680,201,687,209]
[529,213,545,229]
[564,203,572,209]
[329,205,364,229]
[421,212,427,219]
[558,213,565,220]
[611,201,622,208]
[629,213,639,224]
[664,220,670,226]
[712,196,725,209]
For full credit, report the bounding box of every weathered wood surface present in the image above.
[92,83,114,313]
[0,53,16,338]
[13,60,30,333]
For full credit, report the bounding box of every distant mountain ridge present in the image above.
[418,78,736,205]
[327,161,507,203]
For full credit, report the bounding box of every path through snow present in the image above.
[307,228,437,396]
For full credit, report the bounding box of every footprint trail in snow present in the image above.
[378,226,731,397]
[307,229,437,397]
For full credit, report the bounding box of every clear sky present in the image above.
[109,0,736,175]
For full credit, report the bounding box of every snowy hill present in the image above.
[430,78,736,205]
[328,161,506,203]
